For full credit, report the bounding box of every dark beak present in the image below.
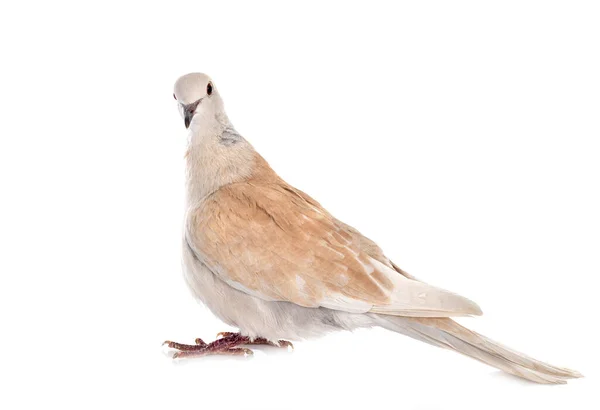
[182,98,202,129]
[184,109,193,128]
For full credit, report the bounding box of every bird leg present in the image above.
[163,332,293,359]
[215,332,294,349]
[163,333,252,358]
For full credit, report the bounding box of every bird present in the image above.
[164,72,582,384]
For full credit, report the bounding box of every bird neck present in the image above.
[184,118,257,205]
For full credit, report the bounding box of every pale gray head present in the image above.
[173,73,225,129]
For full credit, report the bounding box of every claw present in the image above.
[195,338,207,346]
[278,340,294,350]
[216,331,235,339]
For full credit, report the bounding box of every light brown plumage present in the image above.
[174,72,582,384]
[186,156,481,317]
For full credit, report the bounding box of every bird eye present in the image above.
[207,82,213,96]
[173,93,177,100]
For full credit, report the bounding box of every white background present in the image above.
[1,1,598,409]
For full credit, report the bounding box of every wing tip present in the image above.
[465,299,483,316]
[369,292,483,318]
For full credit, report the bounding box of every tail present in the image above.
[377,316,582,384]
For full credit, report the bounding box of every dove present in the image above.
[164,72,582,384]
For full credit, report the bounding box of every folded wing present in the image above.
[186,182,481,317]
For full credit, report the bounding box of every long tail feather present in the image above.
[377,316,582,384]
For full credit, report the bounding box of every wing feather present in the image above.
[186,182,481,317]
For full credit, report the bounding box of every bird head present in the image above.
[173,73,224,129]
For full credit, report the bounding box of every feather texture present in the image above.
[378,316,582,384]
[173,72,581,384]
[186,179,482,317]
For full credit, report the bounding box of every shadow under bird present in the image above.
[164,72,582,384]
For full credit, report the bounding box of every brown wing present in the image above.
[186,182,481,317]
[290,186,418,280]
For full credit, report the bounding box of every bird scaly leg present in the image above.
[216,332,294,349]
[163,333,253,358]
[163,332,293,359]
